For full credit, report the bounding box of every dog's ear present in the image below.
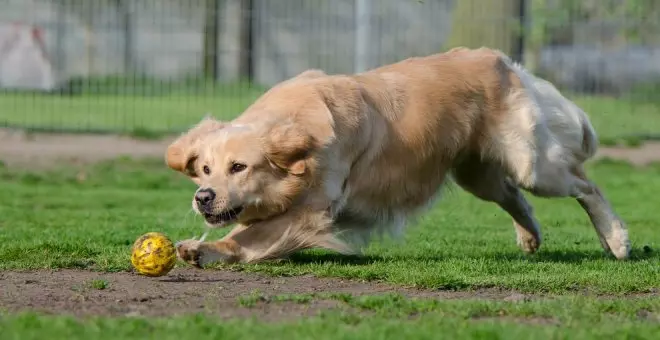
[166,116,225,182]
[262,122,318,176]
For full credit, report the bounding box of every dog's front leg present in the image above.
[175,237,242,268]
[176,209,345,268]
[175,224,255,267]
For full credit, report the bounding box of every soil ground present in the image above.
[2,128,660,169]
[0,268,536,320]
[1,129,659,320]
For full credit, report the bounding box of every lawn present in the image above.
[1,78,659,338]
[0,85,263,135]
[2,296,659,340]
[1,157,658,292]
[0,155,659,339]
[1,90,660,142]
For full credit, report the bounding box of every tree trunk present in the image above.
[445,0,525,62]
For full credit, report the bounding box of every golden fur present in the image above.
[166,47,631,267]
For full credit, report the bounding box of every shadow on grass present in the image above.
[494,247,656,263]
[158,275,230,283]
[285,252,386,266]
[283,246,656,266]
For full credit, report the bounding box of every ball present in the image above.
[130,232,177,277]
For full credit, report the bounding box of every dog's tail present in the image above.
[579,112,599,158]
[496,50,599,160]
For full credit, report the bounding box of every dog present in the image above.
[166,47,631,267]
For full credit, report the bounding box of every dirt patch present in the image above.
[1,269,654,320]
[2,129,660,169]
[0,129,174,169]
[0,268,534,320]
[594,142,660,166]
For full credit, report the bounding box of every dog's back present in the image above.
[335,47,601,240]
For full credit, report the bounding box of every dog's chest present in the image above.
[328,176,443,234]
[321,129,452,230]
[345,159,448,213]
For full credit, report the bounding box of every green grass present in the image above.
[69,279,109,292]
[235,292,660,322]
[89,279,109,290]
[0,86,263,134]
[1,157,659,339]
[2,157,659,293]
[573,96,660,143]
[0,157,658,293]
[2,295,659,340]
[1,90,659,140]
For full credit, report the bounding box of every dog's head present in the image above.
[166,116,320,227]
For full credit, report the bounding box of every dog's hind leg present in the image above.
[453,158,542,254]
[499,183,543,254]
[519,161,631,260]
[569,166,631,260]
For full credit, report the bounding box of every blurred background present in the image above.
[0,0,659,143]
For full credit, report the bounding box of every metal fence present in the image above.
[0,0,659,141]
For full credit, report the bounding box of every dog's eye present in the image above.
[203,165,211,175]
[229,163,247,174]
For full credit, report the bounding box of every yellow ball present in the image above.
[130,232,177,277]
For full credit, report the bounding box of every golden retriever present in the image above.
[166,47,631,267]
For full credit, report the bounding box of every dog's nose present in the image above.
[195,188,216,207]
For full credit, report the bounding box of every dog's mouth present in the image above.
[202,206,244,225]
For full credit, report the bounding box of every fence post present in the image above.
[203,0,220,80]
[238,0,254,83]
[515,0,526,64]
[354,0,372,73]
[117,0,133,73]
[54,0,67,83]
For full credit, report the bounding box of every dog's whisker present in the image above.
[179,209,198,226]
[199,231,209,242]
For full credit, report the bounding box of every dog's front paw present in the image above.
[176,239,239,267]
[175,239,203,268]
